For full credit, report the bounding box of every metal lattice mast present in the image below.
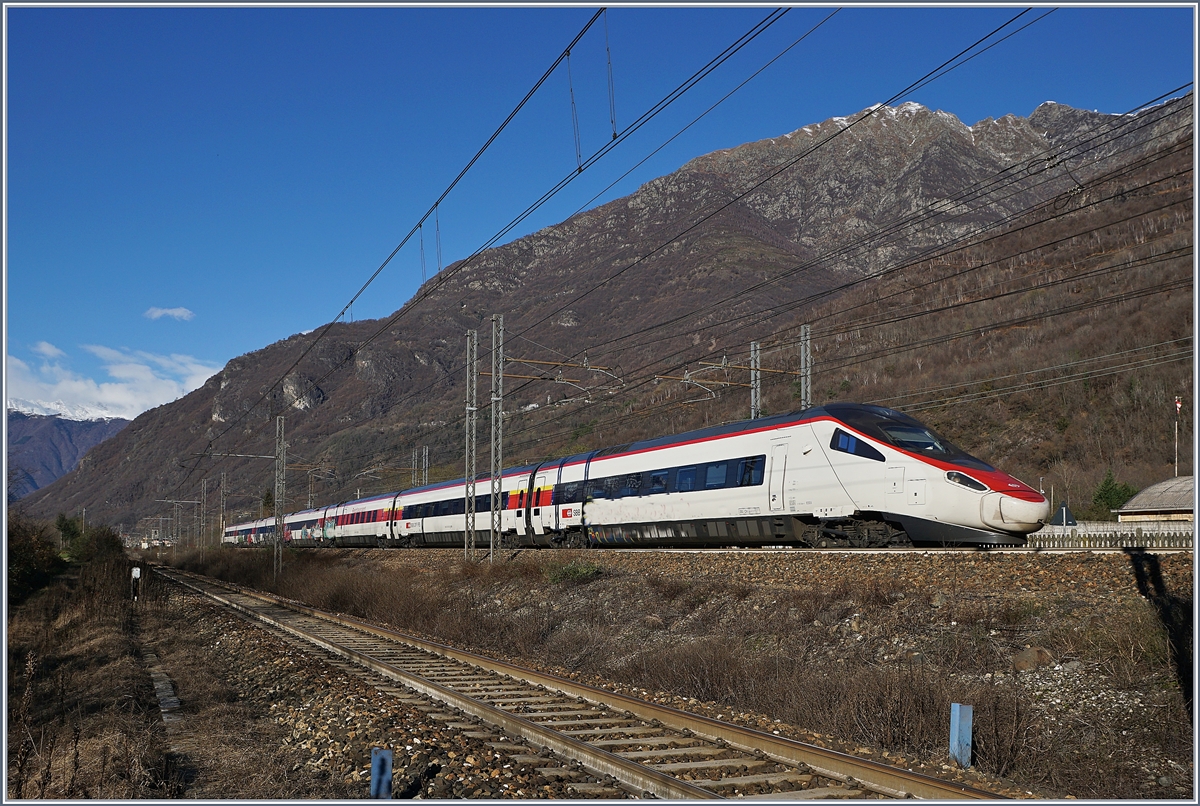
[489,314,504,563]
[465,329,478,560]
[201,479,207,559]
[274,415,286,581]
[800,325,812,409]
[750,341,761,419]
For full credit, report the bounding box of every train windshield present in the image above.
[876,422,994,471]
[878,424,948,453]
[825,403,995,471]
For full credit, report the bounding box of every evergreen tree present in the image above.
[55,513,81,547]
[1091,469,1138,519]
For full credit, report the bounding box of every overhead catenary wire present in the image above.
[302,95,1190,482]
[181,9,612,472]
[604,8,618,141]
[489,171,1193,456]
[182,15,1185,503]
[520,138,1192,406]
[566,95,1194,364]
[338,9,1066,445]
[178,8,796,486]
[578,128,1193,369]
[567,48,583,171]
[262,83,1190,479]
[505,9,1044,346]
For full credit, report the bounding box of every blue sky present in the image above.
[5,4,1195,420]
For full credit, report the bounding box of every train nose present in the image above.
[980,492,1051,533]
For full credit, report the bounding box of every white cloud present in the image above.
[6,345,221,421]
[145,306,195,321]
[32,341,66,359]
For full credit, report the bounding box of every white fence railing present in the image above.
[1029,521,1194,549]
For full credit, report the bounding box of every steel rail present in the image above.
[162,567,1003,800]
[160,568,717,799]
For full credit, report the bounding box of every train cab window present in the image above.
[675,466,697,492]
[878,424,947,454]
[649,470,668,494]
[704,462,729,489]
[831,429,886,462]
[736,456,765,486]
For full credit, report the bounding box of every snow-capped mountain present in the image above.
[7,397,128,422]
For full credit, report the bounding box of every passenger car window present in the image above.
[650,470,668,493]
[704,463,728,489]
[676,467,696,492]
[737,456,765,486]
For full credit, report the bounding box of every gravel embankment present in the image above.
[160,588,620,798]
[156,548,1193,799]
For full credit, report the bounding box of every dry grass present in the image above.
[6,553,358,799]
[6,566,180,799]
[177,546,1192,798]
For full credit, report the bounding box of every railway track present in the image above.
[156,566,1003,800]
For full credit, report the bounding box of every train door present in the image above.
[552,460,566,533]
[387,492,402,542]
[532,473,549,535]
[769,440,789,512]
[514,478,528,537]
[908,476,927,507]
[321,505,337,545]
[886,466,905,499]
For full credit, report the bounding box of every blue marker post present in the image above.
[370,747,393,799]
[949,703,973,768]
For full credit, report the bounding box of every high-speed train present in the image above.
[223,402,1050,550]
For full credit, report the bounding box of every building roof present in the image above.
[1117,476,1195,513]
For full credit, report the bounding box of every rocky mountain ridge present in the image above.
[18,95,1192,530]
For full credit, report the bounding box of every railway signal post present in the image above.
[465,329,478,560]
[490,314,504,563]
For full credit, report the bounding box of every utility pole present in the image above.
[422,446,429,486]
[750,341,761,419]
[275,416,286,582]
[465,329,478,560]
[490,314,504,563]
[220,471,226,545]
[799,324,812,409]
[201,479,207,559]
[155,498,200,554]
[1175,396,1182,477]
[412,448,418,487]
